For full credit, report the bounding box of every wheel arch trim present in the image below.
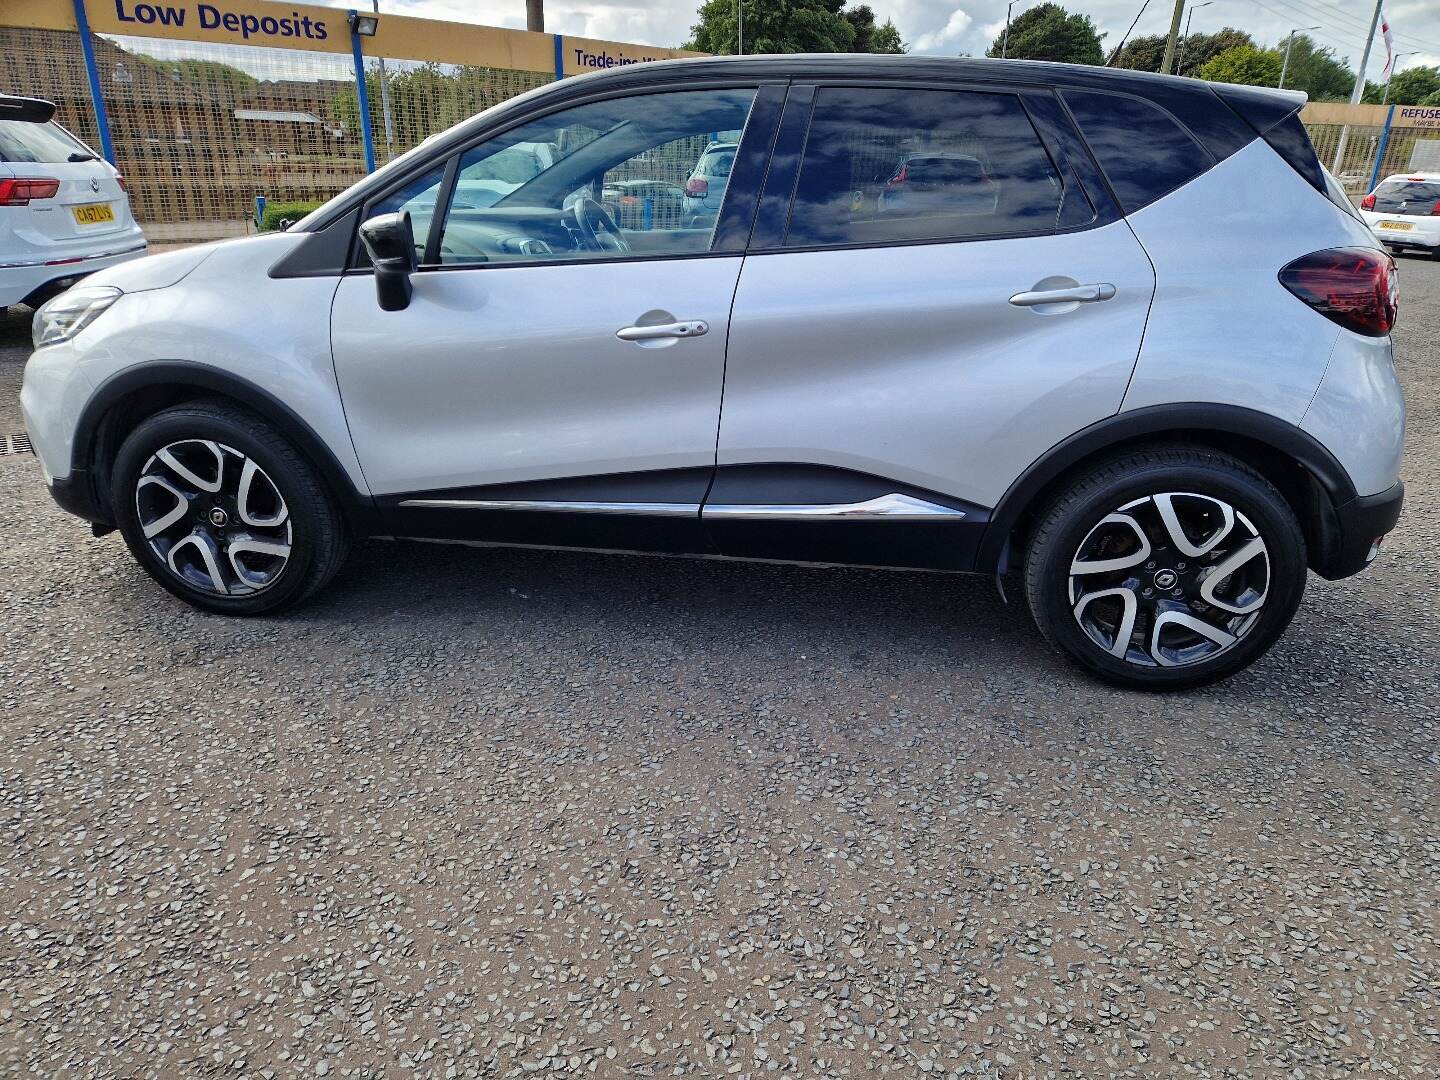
[976,403,1358,572]
[73,360,377,530]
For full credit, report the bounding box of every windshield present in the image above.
[0,119,92,163]
[1372,179,1440,216]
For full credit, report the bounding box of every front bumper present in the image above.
[1312,481,1404,580]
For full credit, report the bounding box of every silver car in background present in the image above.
[21,57,1404,689]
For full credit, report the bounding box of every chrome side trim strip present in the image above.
[702,493,966,521]
[397,498,700,517]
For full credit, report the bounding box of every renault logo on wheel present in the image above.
[1153,568,1179,590]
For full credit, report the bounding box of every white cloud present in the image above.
[304,0,1440,71]
[912,9,973,53]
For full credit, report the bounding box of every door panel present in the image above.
[331,257,742,500]
[716,219,1155,511]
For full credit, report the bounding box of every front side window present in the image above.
[435,88,755,265]
[365,164,447,261]
[785,87,1074,248]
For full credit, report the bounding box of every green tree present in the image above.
[986,3,1104,65]
[1176,28,1253,75]
[1110,33,1167,72]
[1197,44,1284,87]
[687,0,905,55]
[1275,35,1354,100]
[136,55,257,101]
[844,4,905,53]
[1362,65,1440,105]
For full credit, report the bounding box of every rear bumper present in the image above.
[0,239,148,307]
[1312,481,1404,580]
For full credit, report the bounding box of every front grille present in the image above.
[0,432,34,456]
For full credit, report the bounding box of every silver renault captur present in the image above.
[21,55,1405,689]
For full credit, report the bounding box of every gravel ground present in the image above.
[0,259,1437,1079]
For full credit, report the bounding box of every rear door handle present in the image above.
[1008,283,1116,307]
[616,320,709,341]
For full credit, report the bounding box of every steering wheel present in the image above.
[570,196,630,254]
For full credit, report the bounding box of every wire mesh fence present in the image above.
[5,11,1433,238]
[362,58,550,168]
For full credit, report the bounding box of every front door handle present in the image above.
[1009,283,1116,307]
[616,319,709,341]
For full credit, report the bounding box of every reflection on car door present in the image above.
[710,84,1157,568]
[330,86,778,554]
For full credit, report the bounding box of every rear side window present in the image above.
[0,119,92,163]
[1063,90,1210,213]
[785,87,1079,248]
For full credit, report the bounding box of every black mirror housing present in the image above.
[358,211,418,312]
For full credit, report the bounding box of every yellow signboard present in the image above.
[2,0,699,72]
[560,36,701,77]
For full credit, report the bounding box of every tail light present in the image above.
[1361,193,1376,210]
[685,177,708,197]
[0,178,60,205]
[886,164,909,188]
[117,175,127,193]
[1432,199,1440,216]
[1278,247,1397,337]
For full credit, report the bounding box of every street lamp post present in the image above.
[736,0,744,55]
[1278,26,1320,89]
[1001,1,1016,59]
[1175,1,1213,77]
[1382,53,1419,104]
[371,1,395,153]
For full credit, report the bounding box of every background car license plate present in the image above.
[72,203,115,225]
[1378,221,1413,231]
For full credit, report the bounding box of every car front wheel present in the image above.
[1024,447,1308,689]
[110,400,349,615]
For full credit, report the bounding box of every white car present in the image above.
[0,95,145,309]
[1360,172,1440,255]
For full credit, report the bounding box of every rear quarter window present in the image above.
[1062,90,1212,214]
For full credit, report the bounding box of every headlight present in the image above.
[32,286,122,349]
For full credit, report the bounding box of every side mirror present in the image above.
[358,211,417,312]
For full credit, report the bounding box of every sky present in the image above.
[307,0,1440,79]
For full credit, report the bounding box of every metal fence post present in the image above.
[349,12,377,173]
[71,0,115,164]
[553,35,565,80]
[1368,104,1397,194]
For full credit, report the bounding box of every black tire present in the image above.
[1023,446,1307,690]
[110,400,349,615]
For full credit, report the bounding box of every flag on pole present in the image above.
[1380,8,1396,78]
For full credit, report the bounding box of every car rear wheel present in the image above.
[1024,447,1307,689]
[111,401,349,614]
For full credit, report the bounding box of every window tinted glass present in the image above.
[1063,90,1208,213]
[436,89,754,265]
[785,87,1070,248]
[0,119,91,163]
[1372,179,1440,215]
[364,164,447,263]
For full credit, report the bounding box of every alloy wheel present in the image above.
[134,440,292,596]
[1066,492,1270,668]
